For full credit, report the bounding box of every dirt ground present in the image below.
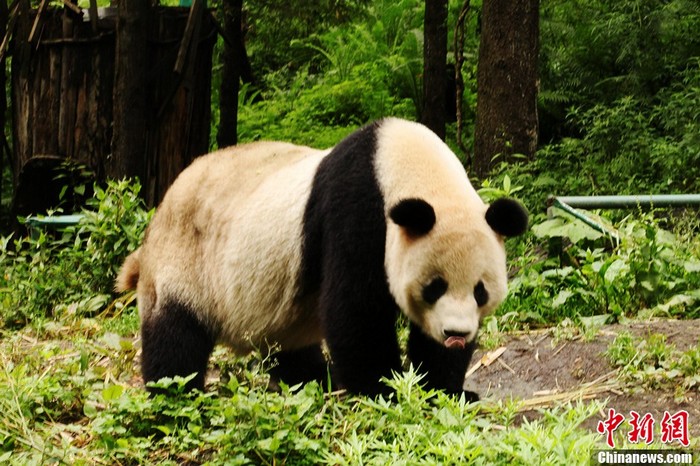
[463,319,700,438]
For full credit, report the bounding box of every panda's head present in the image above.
[386,197,528,349]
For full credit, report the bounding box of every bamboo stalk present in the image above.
[28,0,48,44]
[0,1,20,63]
[88,0,98,33]
[62,0,82,15]
[517,370,620,411]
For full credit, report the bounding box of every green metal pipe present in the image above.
[25,214,84,240]
[548,199,620,243]
[548,194,700,209]
[25,214,84,229]
[544,194,700,255]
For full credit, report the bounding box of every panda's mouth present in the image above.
[443,334,467,349]
[444,336,466,349]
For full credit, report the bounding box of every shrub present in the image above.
[498,210,700,328]
[0,180,152,328]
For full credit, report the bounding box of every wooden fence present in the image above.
[10,4,215,215]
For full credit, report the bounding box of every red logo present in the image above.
[597,409,690,448]
[628,411,655,444]
[660,410,690,447]
[597,408,626,448]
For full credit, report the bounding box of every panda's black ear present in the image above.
[485,198,529,237]
[390,198,436,237]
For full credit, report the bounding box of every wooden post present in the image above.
[10,5,215,212]
[421,0,448,140]
[216,0,243,149]
[109,0,151,182]
[0,0,8,207]
[88,0,98,34]
[473,0,540,178]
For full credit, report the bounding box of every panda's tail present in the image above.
[115,249,141,292]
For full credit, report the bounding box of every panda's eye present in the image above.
[422,277,448,305]
[474,281,489,307]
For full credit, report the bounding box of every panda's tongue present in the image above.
[444,336,466,349]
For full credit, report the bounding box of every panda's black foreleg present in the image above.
[321,291,403,397]
[407,323,478,402]
[268,345,330,389]
[140,300,215,393]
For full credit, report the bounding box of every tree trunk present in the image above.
[454,0,472,163]
[216,0,243,149]
[0,0,8,195]
[421,0,448,140]
[109,0,151,182]
[473,0,539,178]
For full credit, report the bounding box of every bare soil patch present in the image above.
[464,320,700,437]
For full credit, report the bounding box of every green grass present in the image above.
[1,178,699,463]
[6,307,700,464]
[606,332,700,399]
[0,311,606,465]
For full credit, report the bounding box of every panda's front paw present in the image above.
[462,389,479,403]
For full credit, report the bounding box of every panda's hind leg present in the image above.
[140,299,215,393]
[268,345,330,390]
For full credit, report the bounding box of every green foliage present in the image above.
[606,332,700,396]
[1,334,602,465]
[539,74,700,195]
[498,211,700,328]
[236,0,432,146]
[282,73,394,127]
[0,316,139,464]
[477,174,526,202]
[0,180,152,328]
[540,0,700,110]
[535,0,700,199]
[496,63,700,208]
[244,0,370,79]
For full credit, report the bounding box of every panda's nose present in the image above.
[443,329,469,339]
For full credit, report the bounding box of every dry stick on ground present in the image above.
[518,370,620,411]
[465,335,623,412]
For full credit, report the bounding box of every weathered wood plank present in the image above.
[11,6,215,212]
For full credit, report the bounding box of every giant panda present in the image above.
[116,118,528,399]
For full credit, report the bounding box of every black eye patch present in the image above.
[474,281,489,307]
[422,277,448,305]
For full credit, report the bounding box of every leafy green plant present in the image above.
[1,316,607,466]
[500,211,700,327]
[0,179,152,328]
[236,0,428,146]
[478,174,526,202]
[606,332,700,397]
[0,318,140,465]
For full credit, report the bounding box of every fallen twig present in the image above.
[464,346,507,379]
[517,370,620,411]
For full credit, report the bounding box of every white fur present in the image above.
[134,142,329,352]
[376,118,508,343]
